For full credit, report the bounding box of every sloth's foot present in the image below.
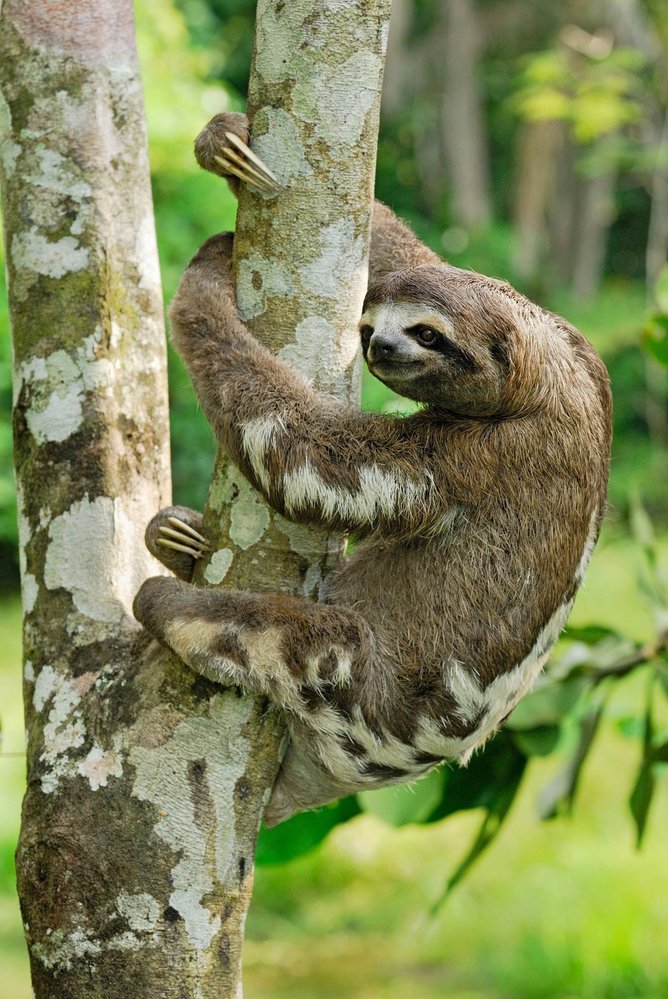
[194,111,281,194]
[144,505,209,582]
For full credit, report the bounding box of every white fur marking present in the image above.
[240,414,284,491]
[282,458,425,526]
[575,507,599,584]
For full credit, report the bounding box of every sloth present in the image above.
[133,112,612,827]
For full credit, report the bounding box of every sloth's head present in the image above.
[360,264,546,418]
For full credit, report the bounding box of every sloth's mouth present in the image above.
[368,357,420,371]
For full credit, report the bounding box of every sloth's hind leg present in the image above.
[143,505,208,582]
[133,576,373,716]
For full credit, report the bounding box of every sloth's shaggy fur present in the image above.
[134,114,611,827]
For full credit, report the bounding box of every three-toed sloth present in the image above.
[134,113,611,827]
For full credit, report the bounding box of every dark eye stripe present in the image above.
[443,341,478,372]
[407,325,478,371]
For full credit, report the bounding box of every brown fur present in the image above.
[133,113,611,826]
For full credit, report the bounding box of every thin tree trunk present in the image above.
[645,110,668,448]
[382,0,413,117]
[441,0,492,228]
[513,120,564,283]
[571,168,617,299]
[1,0,390,996]
[646,110,668,296]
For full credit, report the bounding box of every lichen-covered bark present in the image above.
[1,0,390,995]
[193,1,391,988]
[201,0,392,596]
[0,1,270,995]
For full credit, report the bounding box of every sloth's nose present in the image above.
[368,333,396,362]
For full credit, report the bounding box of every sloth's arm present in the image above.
[193,113,441,288]
[169,235,475,537]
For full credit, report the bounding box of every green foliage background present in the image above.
[1,0,668,995]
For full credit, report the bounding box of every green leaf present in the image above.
[654,264,668,314]
[539,706,604,819]
[643,315,668,367]
[511,724,561,757]
[505,677,586,730]
[431,741,527,906]
[563,624,622,644]
[616,715,645,740]
[629,682,657,848]
[629,764,655,848]
[426,732,526,823]
[629,493,656,551]
[255,796,360,866]
[658,653,668,697]
[357,767,445,827]
[650,741,668,764]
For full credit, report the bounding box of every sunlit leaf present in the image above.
[516,88,571,122]
[255,796,360,866]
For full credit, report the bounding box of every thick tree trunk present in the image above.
[1,0,390,996]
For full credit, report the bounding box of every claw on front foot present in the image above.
[144,505,208,582]
[157,516,210,560]
[215,132,282,194]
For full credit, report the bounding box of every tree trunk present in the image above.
[644,110,668,448]
[1,0,390,996]
[441,0,492,228]
[512,120,564,283]
[382,0,413,117]
[571,167,617,299]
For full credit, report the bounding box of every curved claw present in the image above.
[217,132,282,194]
[167,516,208,545]
[158,517,210,560]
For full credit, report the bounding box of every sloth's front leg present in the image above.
[144,505,209,582]
[194,111,281,195]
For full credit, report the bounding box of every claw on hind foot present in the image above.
[216,132,281,194]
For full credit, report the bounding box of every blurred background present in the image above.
[1,1,668,996]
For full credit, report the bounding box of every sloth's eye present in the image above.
[360,325,373,344]
[415,326,438,346]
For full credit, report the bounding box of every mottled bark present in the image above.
[1,0,390,996]
[194,4,391,981]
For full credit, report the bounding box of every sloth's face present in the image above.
[358,299,509,416]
